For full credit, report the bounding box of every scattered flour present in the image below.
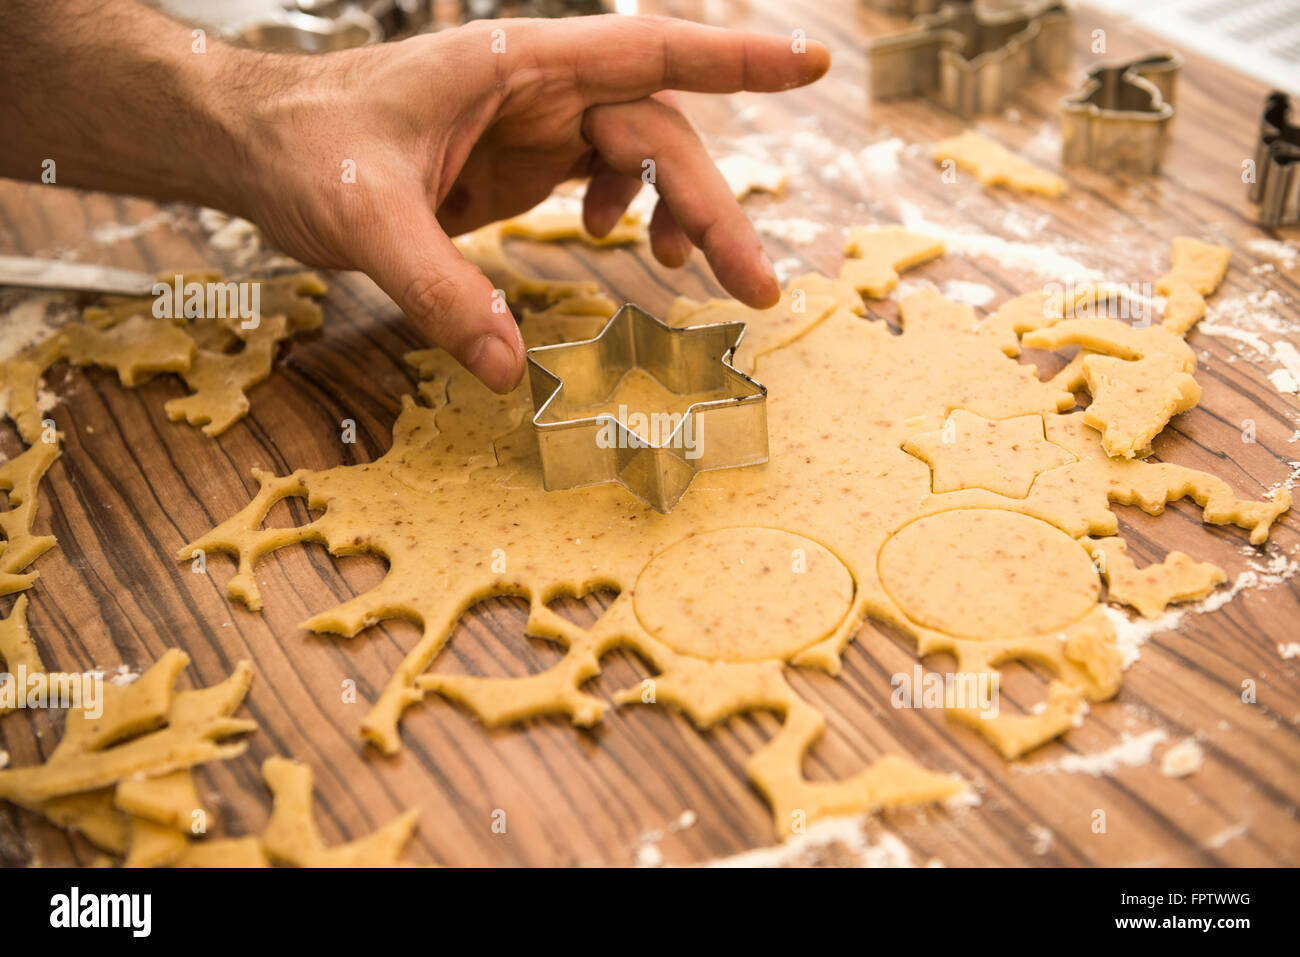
[197,207,269,269]
[890,277,939,301]
[0,292,72,363]
[943,787,983,809]
[634,841,664,868]
[1104,605,1185,669]
[1205,822,1248,849]
[108,664,141,687]
[897,200,1104,282]
[1025,729,1168,776]
[1246,237,1299,270]
[771,256,803,283]
[1197,288,1300,393]
[1269,369,1299,394]
[34,384,59,417]
[208,216,261,253]
[940,279,996,307]
[1270,461,1300,496]
[719,128,905,200]
[753,216,827,245]
[716,153,789,199]
[1103,549,1299,667]
[709,814,918,868]
[998,209,1052,239]
[860,137,904,176]
[88,209,177,245]
[1024,122,1062,159]
[630,808,698,867]
[1279,643,1300,659]
[1028,824,1053,856]
[1160,738,1205,778]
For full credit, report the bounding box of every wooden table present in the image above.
[2,0,1298,867]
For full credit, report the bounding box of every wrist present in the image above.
[203,47,354,222]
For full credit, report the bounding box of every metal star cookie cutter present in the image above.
[1060,51,1182,175]
[1249,91,1300,227]
[869,1,1072,118]
[526,303,768,513]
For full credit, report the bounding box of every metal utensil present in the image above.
[0,256,156,296]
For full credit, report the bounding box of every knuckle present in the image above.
[402,271,459,329]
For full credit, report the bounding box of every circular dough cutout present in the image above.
[878,509,1099,640]
[633,528,855,662]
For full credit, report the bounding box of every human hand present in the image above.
[224,15,830,392]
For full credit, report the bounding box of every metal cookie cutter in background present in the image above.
[1061,52,1182,176]
[526,305,769,513]
[869,1,1073,118]
[1249,92,1300,227]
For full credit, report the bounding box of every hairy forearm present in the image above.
[0,0,308,215]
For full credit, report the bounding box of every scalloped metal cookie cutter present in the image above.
[869,1,1072,118]
[1249,91,1300,227]
[526,304,769,513]
[1061,51,1182,175]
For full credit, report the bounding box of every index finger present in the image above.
[511,14,831,103]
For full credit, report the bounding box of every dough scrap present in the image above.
[164,314,292,436]
[1024,319,1200,459]
[665,279,842,375]
[115,768,205,830]
[0,649,255,804]
[83,271,326,335]
[0,650,249,862]
[63,314,196,387]
[464,162,787,262]
[0,595,44,678]
[0,270,430,866]
[1157,237,1231,335]
[0,272,325,445]
[716,153,789,198]
[0,642,416,866]
[1088,536,1226,619]
[1016,241,1232,458]
[500,192,646,246]
[261,757,418,867]
[839,226,946,298]
[934,130,1067,197]
[0,442,60,597]
[455,222,601,303]
[0,272,325,609]
[186,235,1287,835]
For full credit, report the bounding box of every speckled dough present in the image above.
[934,130,1067,196]
[185,232,1286,835]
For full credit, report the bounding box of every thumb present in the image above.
[364,209,525,393]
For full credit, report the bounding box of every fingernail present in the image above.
[587,209,611,237]
[467,334,520,393]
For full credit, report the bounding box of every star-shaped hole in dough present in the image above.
[903,410,1077,499]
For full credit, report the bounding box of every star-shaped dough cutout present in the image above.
[839,226,945,298]
[903,410,1077,498]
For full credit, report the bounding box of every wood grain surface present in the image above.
[1,0,1298,867]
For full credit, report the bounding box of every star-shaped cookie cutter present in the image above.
[1249,91,1300,227]
[526,304,769,513]
[1060,51,1182,175]
[869,1,1072,118]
